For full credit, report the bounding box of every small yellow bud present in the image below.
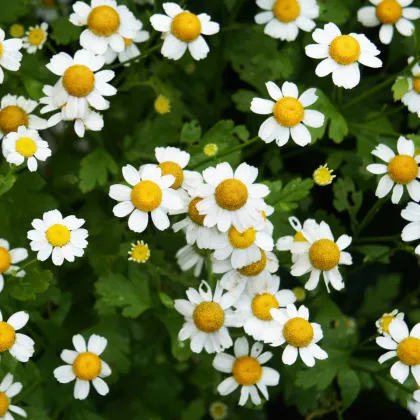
[203,143,218,157]
[154,95,171,115]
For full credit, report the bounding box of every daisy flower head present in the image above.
[255,0,319,41]
[104,18,150,66]
[209,401,228,420]
[2,126,51,172]
[0,94,46,140]
[234,274,296,341]
[128,240,150,263]
[109,164,183,233]
[54,334,111,400]
[290,221,353,292]
[46,49,116,119]
[195,162,269,233]
[401,201,420,255]
[27,210,88,266]
[376,309,404,335]
[358,0,419,45]
[0,310,34,362]
[22,22,48,53]
[176,244,207,278]
[367,136,420,204]
[70,0,141,55]
[305,23,382,89]
[313,163,336,186]
[376,318,420,385]
[213,336,279,406]
[150,2,220,61]
[263,303,328,367]
[0,373,27,419]
[400,57,420,115]
[0,239,28,292]
[250,81,325,147]
[0,29,23,84]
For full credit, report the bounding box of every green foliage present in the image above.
[267,178,314,211]
[392,78,410,101]
[7,269,52,301]
[51,17,82,45]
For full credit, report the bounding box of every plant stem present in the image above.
[206,254,215,290]
[348,122,400,137]
[353,234,401,244]
[107,43,162,70]
[354,198,387,238]
[45,41,57,55]
[14,257,37,275]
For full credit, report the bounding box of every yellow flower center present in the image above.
[329,35,361,65]
[73,351,102,380]
[273,97,304,127]
[313,166,334,186]
[193,302,225,333]
[154,95,171,115]
[0,106,29,135]
[293,287,306,302]
[237,250,267,276]
[0,43,3,58]
[215,179,248,211]
[188,197,206,226]
[62,65,95,98]
[309,239,340,271]
[10,24,25,38]
[397,337,420,366]
[88,5,120,37]
[204,143,218,157]
[380,315,395,333]
[413,73,420,94]
[16,136,37,157]
[158,161,184,189]
[28,28,45,46]
[294,231,307,242]
[0,248,11,274]
[131,180,163,212]
[376,0,402,24]
[171,11,202,42]
[232,356,262,386]
[273,0,300,22]
[0,392,9,417]
[228,226,256,249]
[130,243,150,263]
[388,155,418,184]
[283,317,314,347]
[251,293,279,321]
[46,224,71,247]
[0,322,16,352]
[123,37,133,48]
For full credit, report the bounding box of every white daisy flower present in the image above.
[104,19,150,66]
[54,334,111,400]
[70,0,141,55]
[27,209,88,266]
[234,275,296,341]
[376,318,420,385]
[0,94,47,140]
[411,391,420,419]
[260,205,274,237]
[0,239,27,293]
[400,57,420,115]
[376,309,404,336]
[255,0,319,41]
[367,136,420,204]
[195,162,269,233]
[109,164,183,233]
[0,310,34,363]
[263,303,328,367]
[213,336,280,406]
[305,22,382,89]
[0,373,27,419]
[150,2,220,61]
[40,85,104,138]
[250,81,324,147]
[290,221,353,292]
[22,22,48,53]
[176,244,207,278]
[213,249,279,297]
[358,0,419,45]
[0,29,23,84]
[2,126,51,172]
[401,201,420,255]
[45,49,116,119]
[174,280,244,354]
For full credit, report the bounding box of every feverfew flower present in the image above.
[358,0,420,45]
[376,318,420,384]
[313,164,335,186]
[154,95,171,115]
[263,304,328,367]
[150,2,219,61]
[376,309,404,336]
[176,244,206,278]
[251,81,324,147]
[22,23,48,53]
[174,280,244,354]
[305,22,382,89]
[128,240,150,263]
[213,337,279,406]
[70,0,141,55]
[400,57,420,115]
[27,210,88,266]
[290,221,353,292]
[0,373,27,419]
[2,126,51,171]
[401,201,420,255]
[109,164,183,233]
[0,29,23,84]
[255,0,319,41]
[54,334,111,400]
[0,239,27,292]
[367,136,420,204]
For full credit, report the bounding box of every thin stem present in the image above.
[354,197,387,238]
[14,257,37,275]
[107,43,162,70]
[349,122,400,137]
[364,104,405,122]
[353,234,401,244]
[206,254,215,290]
[45,41,57,55]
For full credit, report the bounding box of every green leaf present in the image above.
[159,292,174,309]
[232,89,256,113]
[0,0,28,23]
[181,399,206,420]
[79,148,119,193]
[7,269,52,301]
[267,178,314,211]
[51,17,82,45]
[318,0,351,25]
[0,174,16,197]
[333,177,363,217]
[23,77,45,100]
[180,120,201,145]
[338,368,361,409]
[329,110,348,143]
[354,245,391,264]
[392,77,410,101]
